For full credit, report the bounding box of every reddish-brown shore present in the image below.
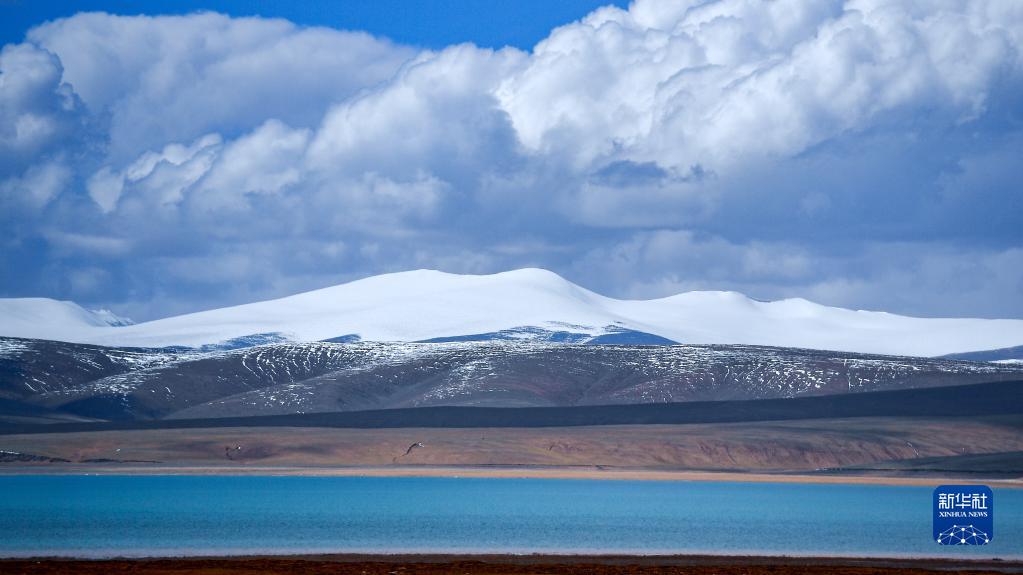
[2,417,1023,484]
[2,554,1022,575]
[2,463,1022,488]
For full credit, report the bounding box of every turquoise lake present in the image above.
[1,475,1020,558]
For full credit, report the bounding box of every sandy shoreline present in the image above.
[1,463,1020,487]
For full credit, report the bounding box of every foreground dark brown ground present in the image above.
[3,555,1022,575]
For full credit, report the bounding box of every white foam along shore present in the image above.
[2,268,1023,357]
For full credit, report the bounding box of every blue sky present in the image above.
[1,0,1022,321]
[0,0,627,50]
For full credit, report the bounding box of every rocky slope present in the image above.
[2,336,1020,422]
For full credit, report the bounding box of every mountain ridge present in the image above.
[3,336,1021,423]
[2,268,1023,356]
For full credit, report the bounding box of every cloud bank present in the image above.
[2,1,1022,320]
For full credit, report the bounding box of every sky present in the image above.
[0,0,628,51]
[1,0,1021,322]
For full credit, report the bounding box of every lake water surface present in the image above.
[1,475,1020,558]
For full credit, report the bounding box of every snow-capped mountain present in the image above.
[0,298,134,341]
[1,268,1022,357]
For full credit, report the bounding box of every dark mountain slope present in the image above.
[2,337,1021,422]
[1,379,1020,435]
[943,344,1023,362]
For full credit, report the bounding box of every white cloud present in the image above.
[308,44,525,179]
[1,3,1022,319]
[88,133,222,212]
[0,160,71,210]
[572,229,814,296]
[0,43,83,175]
[44,231,132,258]
[27,12,415,162]
[572,231,1023,318]
[24,3,1023,221]
[192,120,310,207]
[797,245,1023,318]
[500,0,1023,176]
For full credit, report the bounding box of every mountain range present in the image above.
[2,336,1021,425]
[2,269,1022,357]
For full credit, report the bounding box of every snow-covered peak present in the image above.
[1,268,1022,357]
[0,298,133,341]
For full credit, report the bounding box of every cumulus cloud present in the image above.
[26,12,414,162]
[0,43,84,179]
[88,133,222,212]
[195,120,309,201]
[1,2,1021,320]
[502,0,1022,168]
[1,159,71,210]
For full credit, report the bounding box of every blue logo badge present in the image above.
[933,485,993,545]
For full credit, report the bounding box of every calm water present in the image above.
[1,475,1020,558]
